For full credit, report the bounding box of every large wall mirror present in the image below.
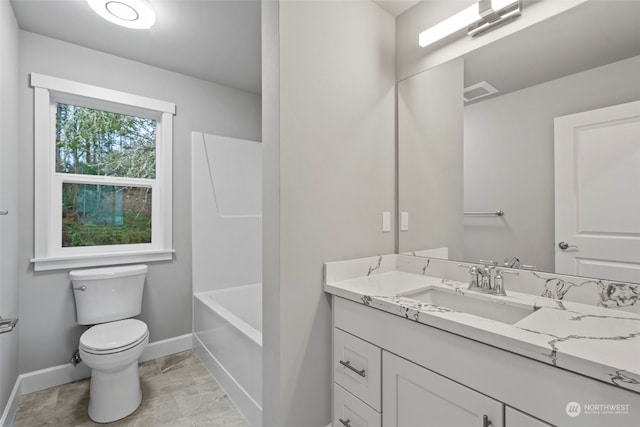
[398,0,640,284]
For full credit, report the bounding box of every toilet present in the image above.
[70,264,149,423]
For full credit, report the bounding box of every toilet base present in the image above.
[87,361,143,423]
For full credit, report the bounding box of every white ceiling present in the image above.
[10,0,262,95]
[374,0,420,16]
[11,1,639,100]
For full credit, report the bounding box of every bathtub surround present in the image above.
[14,350,249,426]
[191,132,262,294]
[0,0,20,421]
[17,30,260,380]
[191,132,262,425]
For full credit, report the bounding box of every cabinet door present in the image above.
[506,407,554,427]
[383,351,503,427]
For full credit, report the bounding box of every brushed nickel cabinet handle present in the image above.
[338,418,351,427]
[0,209,8,215]
[483,415,492,427]
[339,360,366,377]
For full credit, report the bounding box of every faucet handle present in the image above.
[493,269,518,296]
[493,270,506,296]
[457,264,479,289]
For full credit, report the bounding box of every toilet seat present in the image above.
[80,319,148,355]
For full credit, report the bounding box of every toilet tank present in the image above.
[70,264,148,325]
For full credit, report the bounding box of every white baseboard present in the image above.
[0,377,22,427]
[140,333,193,363]
[19,363,91,396]
[20,333,193,395]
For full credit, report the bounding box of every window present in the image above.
[31,74,175,271]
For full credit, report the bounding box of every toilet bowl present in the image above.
[70,265,149,423]
[79,319,149,423]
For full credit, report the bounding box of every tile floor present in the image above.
[14,350,249,427]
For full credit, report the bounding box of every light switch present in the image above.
[401,212,409,231]
[382,212,391,232]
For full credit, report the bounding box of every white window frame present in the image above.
[30,73,175,271]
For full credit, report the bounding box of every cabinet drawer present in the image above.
[334,384,381,427]
[334,328,381,410]
[506,407,554,427]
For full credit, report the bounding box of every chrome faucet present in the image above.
[458,262,519,296]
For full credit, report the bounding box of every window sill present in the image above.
[31,249,175,272]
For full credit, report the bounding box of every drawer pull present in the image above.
[339,418,352,427]
[339,360,366,377]
[483,415,492,427]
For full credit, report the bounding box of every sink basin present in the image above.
[401,287,534,324]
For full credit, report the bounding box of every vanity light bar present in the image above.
[468,1,522,38]
[418,0,521,48]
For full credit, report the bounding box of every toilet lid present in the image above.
[80,319,148,352]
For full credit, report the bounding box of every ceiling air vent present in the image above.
[464,81,499,102]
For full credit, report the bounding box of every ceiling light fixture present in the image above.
[87,0,156,29]
[419,0,521,48]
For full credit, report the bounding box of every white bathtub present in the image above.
[193,283,262,426]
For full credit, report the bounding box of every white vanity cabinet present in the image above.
[382,351,503,427]
[331,296,640,427]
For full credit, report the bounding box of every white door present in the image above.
[554,100,640,282]
[382,351,503,427]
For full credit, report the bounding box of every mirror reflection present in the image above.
[398,0,640,284]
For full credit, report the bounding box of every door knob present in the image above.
[0,209,7,215]
[558,241,578,250]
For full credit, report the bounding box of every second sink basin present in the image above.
[400,287,535,324]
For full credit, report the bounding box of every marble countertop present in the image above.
[325,269,640,394]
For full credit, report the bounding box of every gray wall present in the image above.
[398,58,464,257]
[464,55,640,272]
[18,31,261,373]
[262,1,396,425]
[0,0,20,414]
